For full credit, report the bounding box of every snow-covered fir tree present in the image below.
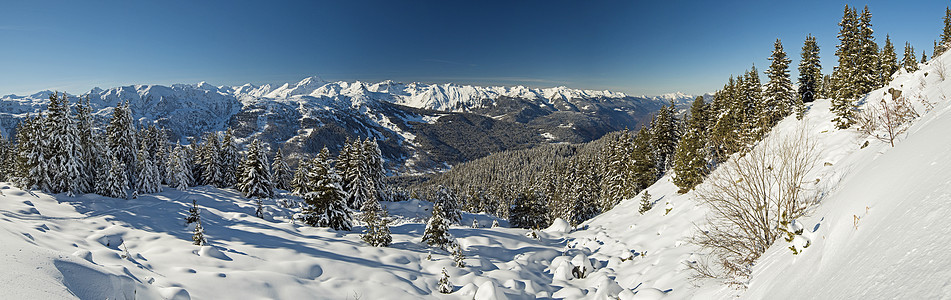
[672,96,710,193]
[218,129,239,188]
[799,34,823,105]
[238,139,274,199]
[451,244,466,268]
[763,38,794,127]
[831,5,861,129]
[433,185,462,224]
[271,148,293,191]
[291,156,312,195]
[43,93,84,196]
[639,191,653,214]
[508,191,550,229]
[300,147,352,230]
[922,50,928,63]
[855,6,880,93]
[360,195,392,247]
[167,143,192,191]
[422,203,453,249]
[880,35,900,83]
[106,101,138,185]
[186,200,207,246]
[601,130,636,210]
[74,96,100,193]
[648,105,679,172]
[102,153,129,199]
[198,132,222,187]
[340,138,375,211]
[630,126,658,192]
[937,7,951,56]
[903,42,919,72]
[135,149,162,195]
[438,268,452,294]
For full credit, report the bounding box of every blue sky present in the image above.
[0,1,948,96]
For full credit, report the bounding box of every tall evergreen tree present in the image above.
[630,126,658,191]
[74,96,100,193]
[880,35,900,83]
[43,93,84,196]
[238,139,274,199]
[764,38,794,127]
[218,129,239,188]
[107,102,137,185]
[855,6,880,94]
[433,186,462,224]
[167,143,192,191]
[360,193,392,247]
[422,203,453,249]
[938,7,951,57]
[15,115,45,189]
[300,147,351,230]
[291,156,312,195]
[271,149,293,191]
[903,42,919,72]
[922,50,928,63]
[798,34,823,104]
[509,191,550,229]
[672,96,710,193]
[831,6,861,129]
[135,149,162,195]
[648,105,679,172]
[198,132,222,186]
[102,153,129,199]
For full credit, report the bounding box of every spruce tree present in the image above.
[938,7,951,57]
[198,132,222,186]
[601,130,635,210]
[300,147,352,230]
[167,144,192,191]
[422,204,453,249]
[799,35,823,104]
[185,199,201,226]
[638,191,653,214]
[630,126,658,192]
[856,6,880,94]
[102,154,129,199]
[360,195,392,247]
[43,93,84,196]
[764,38,794,127]
[433,186,462,224]
[648,105,679,172]
[831,5,860,129]
[671,97,709,193]
[238,139,274,199]
[438,268,453,294]
[880,35,900,82]
[922,50,928,63]
[74,96,100,193]
[188,200,207,246]
[218,129,239,188]
[271,149,293,191]
[291,156,312,195]
[903,42,919,72]
[508,191,550,229]
[135,149,162,195]
[107,102,137,186]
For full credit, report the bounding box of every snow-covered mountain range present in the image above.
[0,77,696,173]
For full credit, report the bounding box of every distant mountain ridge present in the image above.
[0,77,697,174]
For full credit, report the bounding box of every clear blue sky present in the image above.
[0,1,948,97]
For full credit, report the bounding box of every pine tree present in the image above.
[764,38,794,127]
[672,97,709,193]
[601,130,635,209]
[167,144,192,191]
[271,149,293,191]
[438,268,453,294]
[451,244,466,268]
[218,129,239,188]
[422,204,453,249]
[187,200,207,246]
[360,196,392,247]
[742,66,765,141]
[856,6,880,94]
[903,42,919,72]
[340,138,377,211]
[291,156,312,195]
[508,191,551,229]
[630,126,658,192]
[799,34,823,104]
[43,93,84,196]
[106,102,137,186]
[638,191,653,214]
[74,96,100,193]
[300,147,352,230]
[938,7,951,56]
[102,154,129,199]
[831,5,860,129]
[433,186,462,224]
[922,50,928,63]
[648,105,680,172]
[198,132,222,186]
[185,199,201,226]
[238,139,274,199]
[880,35,900,82]
[135,149,162,195]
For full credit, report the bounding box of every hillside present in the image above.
[0,79,692,173]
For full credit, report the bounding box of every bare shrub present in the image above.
[690,126,819,283]
[935,57,947,81]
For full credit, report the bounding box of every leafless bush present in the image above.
[858,89,919,147]
[689,126,819,283]
[935,57,947,81]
